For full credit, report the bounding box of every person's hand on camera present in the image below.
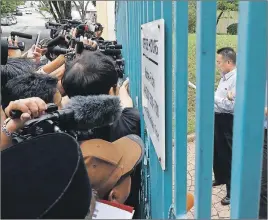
[4,97,47,131]
[83,38,98,50]
[7,36,22,58]
[72,28,77,38]
[27,45,47,63]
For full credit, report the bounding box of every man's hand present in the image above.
[119,78,133,108]
[4,97,47,131]
[27,45,47,63]
[83,38,98,50]
[265,107,267,117]
[227,90,235,101]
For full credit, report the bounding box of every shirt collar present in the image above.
[222,68,236,81]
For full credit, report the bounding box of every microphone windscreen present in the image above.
[63,95,122,130]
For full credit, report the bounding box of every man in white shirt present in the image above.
[213,47,237,206]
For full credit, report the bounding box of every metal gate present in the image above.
[115,1,267,219]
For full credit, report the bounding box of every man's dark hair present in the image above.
[62,51,118,97]
[217,47,236,64]
[1,73,58,109]
[1,58,37,89]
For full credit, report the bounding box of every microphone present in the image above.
[10,95,122,131]
[62,95,122,129]
[47,35,65,47]
[10,32,32,39]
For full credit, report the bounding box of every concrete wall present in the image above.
[95,1,116,40]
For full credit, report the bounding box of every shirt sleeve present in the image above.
[214,96,235,113]
[214,76,237,113]
[109,107,141,142]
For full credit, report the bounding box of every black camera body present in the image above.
[10,104,96,144]
[1,37,8,65]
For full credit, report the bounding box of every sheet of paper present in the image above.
[92,201,134,219]
[188,81,196,89]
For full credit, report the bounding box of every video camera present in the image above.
[8,94,122,144]
[9,103,97,144]
[1,31,33,65]
[42,19,125,78]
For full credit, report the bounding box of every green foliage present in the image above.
[1,0,24,14]
[227,23,238,35]
[188,2,196,34]
[218,0,239,11]
[188,0,238,33]
[186,34,237,133]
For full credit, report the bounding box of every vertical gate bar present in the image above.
[128,1,134,99]
[155,0,161,20]
[148,1,153,22]
[231,1,268,219]
[133,1,137,99]
[144,0,148,23]
[146,2,163,218]
[174,0,189,218]
[162,1,173,218]
[139,0,145,142]
[194,1,217,218]
[137,1,142,109]
[125,1,130,79]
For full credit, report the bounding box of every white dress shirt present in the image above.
[214,68,237,114]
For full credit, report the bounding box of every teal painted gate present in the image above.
[115,1,267,219]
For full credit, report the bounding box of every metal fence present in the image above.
[115,1,267,219]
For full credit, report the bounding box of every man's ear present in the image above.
[108,87,115,96]
[108,190,117,203]
[108,86,119,96]
[107,176,131,204]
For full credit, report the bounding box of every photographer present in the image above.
[1,97,47,150]
[60,49,141,217]
[1,58,36,88]
[6,36,46,63]
[1,73,62,112]
[61,50,140,141]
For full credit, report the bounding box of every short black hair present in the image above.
[1,73,58,109]
[62,51,118,97]
[217,47,236,64]
[1,58,36,89]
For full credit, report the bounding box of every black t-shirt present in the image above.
[93,107,141,142]
[109,107,141,141]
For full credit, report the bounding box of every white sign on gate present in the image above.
[141,19,165,170]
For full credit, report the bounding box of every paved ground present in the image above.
[2,9,50,51]
[186,141,231,219]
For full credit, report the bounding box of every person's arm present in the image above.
[119,79,133,108]
[214,96,235,113]
[1,98,47,150]
[215,80,236,113]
